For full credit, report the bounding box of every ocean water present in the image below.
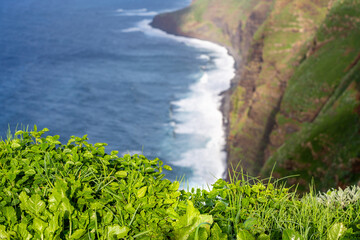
[0,0,234,186]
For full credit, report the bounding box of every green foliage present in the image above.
[327,223,347,240]
[0,127,359,239]
[282,229,303,240]
[173,201,213,240]
[0,127,179,239]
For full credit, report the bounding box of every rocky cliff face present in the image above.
[152,0,360,190]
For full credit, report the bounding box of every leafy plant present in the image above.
[0,127,359,239]
[0,127,180,239]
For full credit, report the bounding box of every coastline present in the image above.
[150,13,241,181]
[124,17,235,184]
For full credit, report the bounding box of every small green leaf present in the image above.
[209,223,227,240]
[69,229,86,239]
[282,229,302,240]
[328,223,347,240]
[11,142,20,149]
[169,181,180,191]
[243,217,257,230]
[103,211,114,225]
[115,171,128,178]
[124,203,136,214]
[163,165,172,171]
[107,225,129,239]
[14,130,24,136]
[236,229,255,240]
[145,167,155,173]
[258,233,270,240]
[166,207,179,220]
[136,186,147,198]
[83,151,93,159]
[25,169,36,176]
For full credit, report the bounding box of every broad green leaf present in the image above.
[115,171,127,178]
[169,181,180,191]
[209,223,227,240]
[2,207,16,226]
[183,200,198,226]
[44,211,61,238]
[103,211,114,225]
[11,142,20,149]
[145,167,155,173]
[166,207,179,220]
[69,229,86,239]
[282,229,303,240]
[328,223,347,240]
[14,130,24,136]
[0,225,10,239]
[15,223,32,240]
[163,165,172,171]
[244,186,251,197]
[124,203,136,214]
[193,227,208,240]
[243,217,258,230]
[136,186,147,198]
[107,225,129,239]
[25,169,36,175]
[174,201,213,240]
[236,229,255,240]
[33,218,47,237]
[83,151,93,159]
[19,192,46,217]
[257,197,267,203]
[258,233,270,240]
[48,180,72,214]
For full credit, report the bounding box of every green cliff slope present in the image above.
[262,0,360,190]
[152,0,360,190]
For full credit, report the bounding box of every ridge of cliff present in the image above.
[152,0,360,190]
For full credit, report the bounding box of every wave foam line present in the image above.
[124,19,235,187]
[116,8,158,17]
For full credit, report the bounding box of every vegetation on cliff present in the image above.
[152,0,360,191]
[0,128,359,239]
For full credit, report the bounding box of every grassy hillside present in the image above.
[152,0,360,191]
[262,0,360,191]
[228,0,331,175]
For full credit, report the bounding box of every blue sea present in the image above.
[0,0,234,186]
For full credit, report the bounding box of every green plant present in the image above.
[0,127,180,239]
[1,127,359,239]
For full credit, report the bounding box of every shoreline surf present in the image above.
[122,19,235,186]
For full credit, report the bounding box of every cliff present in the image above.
[152,0,360,191]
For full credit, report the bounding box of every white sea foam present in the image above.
[198,54,210,61]
[116,8,158,17]
[121,27,140,33]
[123,19,235,187]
